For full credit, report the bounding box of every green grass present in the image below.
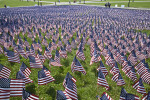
[85,2,150,8]
[0,29,150,100]
[0,0,52,8]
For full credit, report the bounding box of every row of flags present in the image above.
[0,5,150,100]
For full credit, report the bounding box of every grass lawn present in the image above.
[0,29,150,100]
[0,0,52,8]
[85,2,150,8]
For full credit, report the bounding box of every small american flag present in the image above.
[20,62,31,78]
[0,78,25,97]
[54,50,61,64]
[97,69,109,90]
[110,62,120,75]
[97,61,108,77]
[16,71,33,84]
[133,78,146,95]
[76,43,85,61]
[44,47,52,59]
[142,91,150,100]
[38,67,55,85]
[37,50,45,64]
[29,56,43,68]
[66,40,72,52]
[125,93,139,100]
[17,45,28,59]
[71,56,86,75]
[90,49,101,65]
[120,88,127,100]
[22,88,39,100]
[0,64,11,78]
[59,46,67,58]
[100,92,112,100]
[126,66,137,82]
[6,50,20,63]
[49,58,62,67]
[56,90,71,100]
[64,78,78,100]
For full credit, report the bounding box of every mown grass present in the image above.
[0,0,52,8]
[85,2,150,8]
[0,29,150,100]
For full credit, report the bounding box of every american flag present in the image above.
[100,92,112,100]
[71,37,77,49]
[56,90,71,100]
[54,50,61,64]
[64,78,78,100]
[71,56,86,75]
[37,50,45,64]
[42,36,48,46]
[16,71,33,84]
[112,72,125,86]
[120,88,127,100]
[0,89,10,100]
[110,62,120,75]
[97,69,109,90]
[47,42,52,51]
[44,47,52,59]
[57,37,63,47]
[22,88,39,100]
[142,91,150,100]
[76,43,85,61]
[0,78,25,97]
[17,45,28,59]
[105,52,115,68]
[63,72,77,88]
[30,44,36,57]
[59,46,67,58]
[97,61,108,77]
[90,49,101,65]
[52,39,57,50]
[141,69,150,84]
[24,37,30,48]
[66,40,72,52]
[126,66,137,82]
[29,56,43,68]
[128,50,138,66]
[6,50,20,63]
[49,58,62,67]
[37,39,42,52]
[122,61,132,74]
[133,78,146,94]
[38,67,55,85]
[125,93,139,100]
[0,64,11,79]
[26,46,30,57]
[20,62,31,78]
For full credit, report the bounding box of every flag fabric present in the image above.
[0,64,11,78]
[97,69,109,90]
[71,56,86,75]
[66,40,72,52]
[105,52,115,68]
[37,50,45,64]
[133,78,146,94]
[141,69,150,84]
[16,71,33,84]
[142,91,150,100]
[126,66,137,82]
[57,37,63,47]
[112,72,125,86]
[29,56,43,68]
[0,46,3,54]
[0,78,25,97]
[59,46,67,58]
[6,50,20,63]
[54,50,61,64]
[97,61,108,77]
[128,50,138,66]
[63,72,77,88]
[43,47,52,59]
[22,88,39,100]
[49,58,62,67]
[76,43,85,61]
[110,62,120,75]
[56,90,71,100]
[38,66,55,85]
[30,44,36,57]
[20,62,31,78]
[0,89,10,100]
[17,45,28,59]
[125,93,140,100]
[100,92,112,100]
[64,78,78,100]
[90,49,101,65]
[120,88,127,100]
[122,61,132,74]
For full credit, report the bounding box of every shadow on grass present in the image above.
[58,67,64,74]
[46,87,56,100]
[53,74,64,84]
[26,83,36,94]
[75,71,82,78]
[77,94,81,100]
